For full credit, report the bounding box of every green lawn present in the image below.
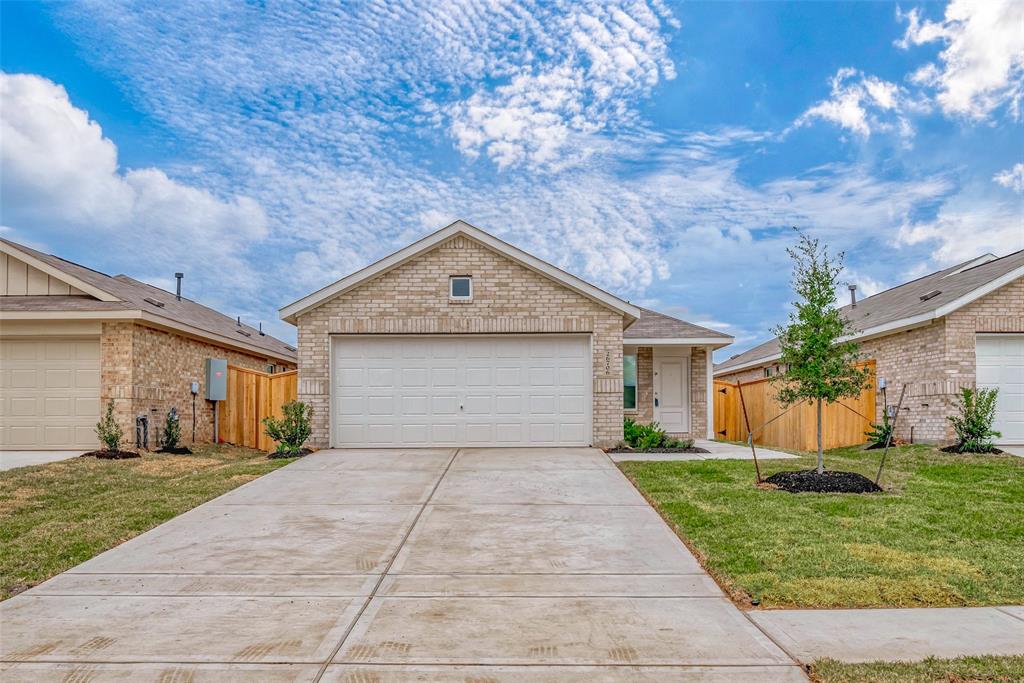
[619,444,1024,608]
[810,655,1024,683]
[0,444,295,600]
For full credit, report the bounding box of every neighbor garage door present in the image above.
[0,338,101,449]
[976,334,1024,444]
[331,335,591,447]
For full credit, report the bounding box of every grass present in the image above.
[0,443,295,600]
[810,655,1024,682]
[619,444,1024,608]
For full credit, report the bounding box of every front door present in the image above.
[654,355,689,433]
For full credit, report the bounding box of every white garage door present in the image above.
[0,338,101,450]
[976,334,1024,444]
[332,335,592,447]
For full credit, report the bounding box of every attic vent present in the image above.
[284,344,297,352]
[143,297,165,308]
[919,289,941,302]
[236,329,252,338]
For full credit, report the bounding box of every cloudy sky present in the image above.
[1,0,1021,358]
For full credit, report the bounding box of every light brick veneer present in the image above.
[717,277,1023,444]
[100,322,292,445]
[295,234,626,448]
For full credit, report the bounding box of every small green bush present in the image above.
[865,408,895,448]
[622,417,674,449]
[159,407,182,450]
[263,400,312,455]
[948,387,1001,453]
[95,400,123,451]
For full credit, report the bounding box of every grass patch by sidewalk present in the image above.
[0,444,295,600]
[810,655,1024,682]
[619,444,1024,608]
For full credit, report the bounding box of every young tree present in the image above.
[771,230,871,474]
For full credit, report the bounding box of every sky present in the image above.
[1,0,1021,360]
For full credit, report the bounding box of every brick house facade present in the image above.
[284,221,732,450]
[100,321,293,445]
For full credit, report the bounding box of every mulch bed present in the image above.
[156,446,193,455]
[940,444,1004,454]
[268,448,313,459]
[764,469,882,494]
[607,446,711,454]
[81,449,141,460]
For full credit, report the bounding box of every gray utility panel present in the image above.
[205,358,228,401]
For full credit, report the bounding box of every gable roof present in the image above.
[0,238,297,363]
[625,308,733,346]
[715,249,1024,375]
[279,220,643,324]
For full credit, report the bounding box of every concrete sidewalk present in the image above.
[0,447,805,682]
[750,606,1024,664]
[608,439,797,462]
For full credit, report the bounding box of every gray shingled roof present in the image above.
[1,238,297,362]
[716,250,1024,374]
[625,307,733,341]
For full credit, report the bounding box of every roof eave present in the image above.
[625,337,734,348]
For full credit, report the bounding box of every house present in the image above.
[715,250,1024,445]
[0,238,297,450]
[280,220,733,448]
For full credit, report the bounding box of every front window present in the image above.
[623,354,637,410]
[449,275,472,300]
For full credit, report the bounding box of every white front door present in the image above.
[976,333,1024,444]
[331,334,592,447]
[654,353,689,433]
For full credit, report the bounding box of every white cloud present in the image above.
[897,0,1024,120]
[0,72,267,295]
[993,162,1024,194]
[794,68,919,139]
[898,199,1024,263]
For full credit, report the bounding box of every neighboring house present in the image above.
[0,239,297,450]
[280,220,733,449]
[716,251,1024,445]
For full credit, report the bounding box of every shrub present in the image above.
[159,407,181,450]
[865,408,894,448]
[666,437,695,449]
[622,417,669,449]
[948,387,1001,453]
[95,400,123,451]
[263,400,312,455]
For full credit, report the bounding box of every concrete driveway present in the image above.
[1,447,804,682]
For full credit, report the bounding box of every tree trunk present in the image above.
[816,397,824,474]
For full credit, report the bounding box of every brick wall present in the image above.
[100,322,293,446]
[296,234,625,448]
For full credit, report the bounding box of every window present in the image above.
[763,367,772,378]
[449,276,472,300]
[623,354,637,410]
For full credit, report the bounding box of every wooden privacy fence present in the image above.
[714,361,876,452]
[217,366,297,451]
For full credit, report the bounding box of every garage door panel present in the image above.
[1,338,100,450]
[331,335,591,447]
[977,334,1024,444]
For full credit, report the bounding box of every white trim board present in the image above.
[279,220,642,324]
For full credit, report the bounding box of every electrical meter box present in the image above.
[205,359,228,401]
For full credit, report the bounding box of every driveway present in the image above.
[1,447,804,681]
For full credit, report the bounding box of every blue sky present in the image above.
[2,1,1021,358]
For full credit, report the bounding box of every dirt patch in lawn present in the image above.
[81,450,140,460]
[940,444,1004,455]
[268,448,313,459]
[156,446,193,455]
[765,469,882,494]
[134,457,220,476]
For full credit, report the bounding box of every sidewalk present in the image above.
[749,606,1024,663]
